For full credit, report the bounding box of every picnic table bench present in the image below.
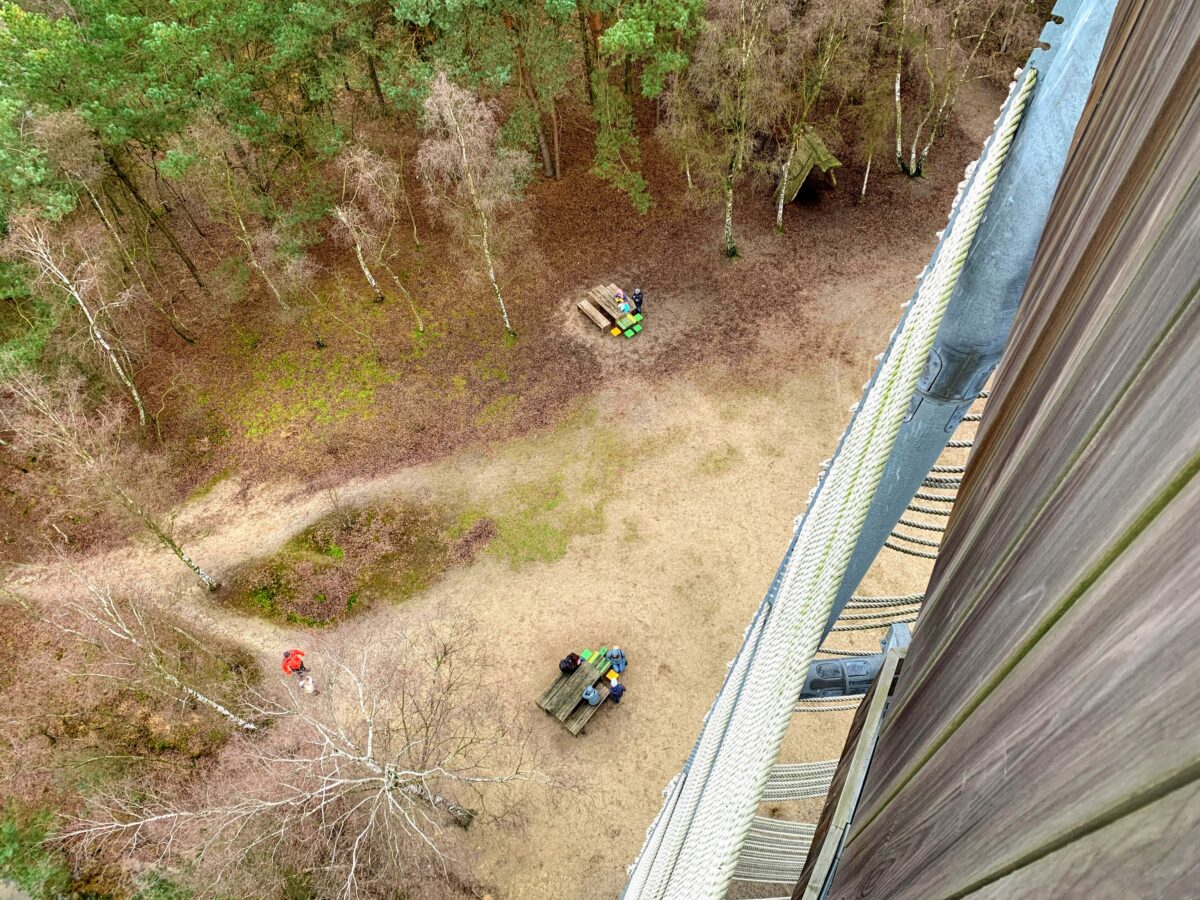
[577,283,644,339]
[535,648,616,735]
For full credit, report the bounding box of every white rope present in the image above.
[732,818,815,884]
[946,439,974,449]
[961,412,983,422]
[816,647,876,657]
[761,760,838,802]
[849,592,924,604]
[837,608,918,621]
[623,69,1036,899]
[929,464,967,474]
[794,700,862,712]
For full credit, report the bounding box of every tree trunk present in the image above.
[514,42,555,178]
[107,478,219,590]
[366,55,388,113]
[108,157,212,301]
[227,171,288,309]
[861,152,873,200]
[480,216,513,334]
[723,174,737,258]
[85,185,197,345]
[337,210,386,302]
[550,100,562,180]
[775,137,797,230]
[30,239,148,429]
[578,9,595,105]
[398,148,421,247]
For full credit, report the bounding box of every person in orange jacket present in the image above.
[281,649,306,676]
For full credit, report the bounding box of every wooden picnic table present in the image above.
[535,650,616,735]
[576,283,644,338]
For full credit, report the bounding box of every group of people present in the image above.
[559,646,628,707]
[615,287,645,316]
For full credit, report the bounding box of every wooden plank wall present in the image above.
[819,0,1200,896]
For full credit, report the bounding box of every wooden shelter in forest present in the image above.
[780,128,841,202]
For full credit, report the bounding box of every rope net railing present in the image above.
[623,69,1034,899]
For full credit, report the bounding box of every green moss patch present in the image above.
[223,500,493,625]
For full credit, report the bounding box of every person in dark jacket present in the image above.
[559,652,581,675]
[631,288,644,315]
[610,681,626,704]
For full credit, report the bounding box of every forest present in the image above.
[0,0,1048,896]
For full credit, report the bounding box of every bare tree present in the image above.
[65,615,546,898]
[417,73,529,335]
[32,111,198,345]
[0,371,219,591]
[37,577,258,731]
[332,145,425,332]
[3,215,149,428]
[893,0,1005,177]
[663,0,791,257]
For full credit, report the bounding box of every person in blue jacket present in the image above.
[582,684,602,706]
[606,646,627,674]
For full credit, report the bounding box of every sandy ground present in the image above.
[6,80,1000,900]
[10,259,956,899]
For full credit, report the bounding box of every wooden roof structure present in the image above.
[796,0,1200,894]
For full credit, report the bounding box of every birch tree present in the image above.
[0,371,220,591]
[665,0,790,256]
[332,144,424,332]
[65,617,546,898]
[893,0,1006,177]
[417,73,529,335]
[38,578,259,732]
[3,215,148,428]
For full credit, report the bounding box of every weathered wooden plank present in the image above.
[536,661,602,720]
[792,649,905,899]
[964,780,1200,899]
[862,175,1200,817]
[562,678,611,735]
[577,298,610,329]
[857,5,1200,816]
[829,442,1200,898]
[817,5,1200,896]
[902,33,1200,699]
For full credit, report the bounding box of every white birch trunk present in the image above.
[723,176,736,257]
[25,231,148,428]
[775,139,796,230]
[861,153,873,200]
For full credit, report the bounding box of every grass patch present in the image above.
[0,803,72,898]
[476,394,518,426]
[187,467,233,502]
[236,350,395,440]
[223,500,490,625]
[455,474,607,570]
